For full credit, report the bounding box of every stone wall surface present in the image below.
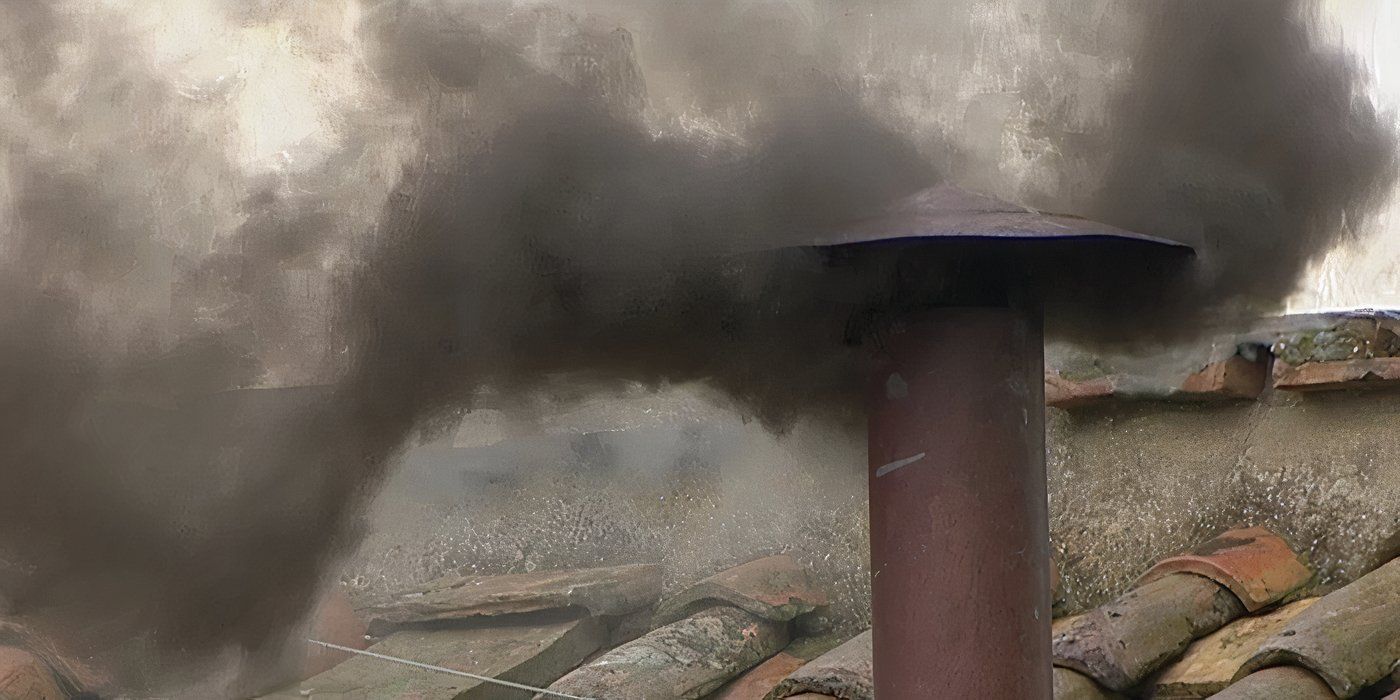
[1048,388,1400,611]
[352,381,1399,632]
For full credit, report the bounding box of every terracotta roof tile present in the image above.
[1052,666,1121,699]
[264,613,607,699]
[1052,535,1400,699]
[1236,557,1400,697]
[711,650,808,700]
[1136,526,1311,612]
[769,629,872,700]
[547,606,789,700]
[1209,666,1337,700]
[1045,372,1116,408]
[1046,355,1266,407]
[711,634,844,699]
[654,555,827,626]
[1175,355,1267,400]
[1272,356,1400,392]
[355,562,662,636]
[266,525,1396,699]
[1147,597,1318,698]
[1052,572,1246,692]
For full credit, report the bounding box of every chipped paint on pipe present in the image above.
[873,452,926,478]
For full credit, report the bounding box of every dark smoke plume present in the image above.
[0,0,1394,694]
[1058,1,1398,336]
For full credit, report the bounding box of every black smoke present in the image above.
[0,1,1393,694]
[1059,0,1398,336]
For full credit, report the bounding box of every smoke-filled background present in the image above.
[0,0,1396,694]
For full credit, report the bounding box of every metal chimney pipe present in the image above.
[755,183,1191,699]
[867,306,1050,698]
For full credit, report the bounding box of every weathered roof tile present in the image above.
[654,555,827,626]
[768,629,872,700]
[357,563,662,636]
[1175,355,1267,400]
[1237,557,1400,697]
[1052,572,1246,692]
[710,634,844,699]
[1210,666,1337,700]
[1046,355,1267,407]
[545,606,788,700]
[712,650,808,700]
[1272,356,1400,392]
[270,613,604,700]
[1045,372,1116,408]
[1136,526,1311,612]
[1147,597,1317,698]
[264,613,606,699]
[1051,666,1120,700]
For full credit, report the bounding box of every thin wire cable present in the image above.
[306,639,597,700]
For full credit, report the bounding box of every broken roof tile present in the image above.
[1237,557,1400,698]
[1052,572,1246,692]
[1147,597,1318,698]
[356,563,662,636]
[768,629,872,700]
[1136,526,1311,612]
[546,606,788,700]
[1175,355,1267,401]
[654,555,827,626]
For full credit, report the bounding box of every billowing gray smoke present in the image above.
[1062,1,1399,335]
[0,0,1393,693]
